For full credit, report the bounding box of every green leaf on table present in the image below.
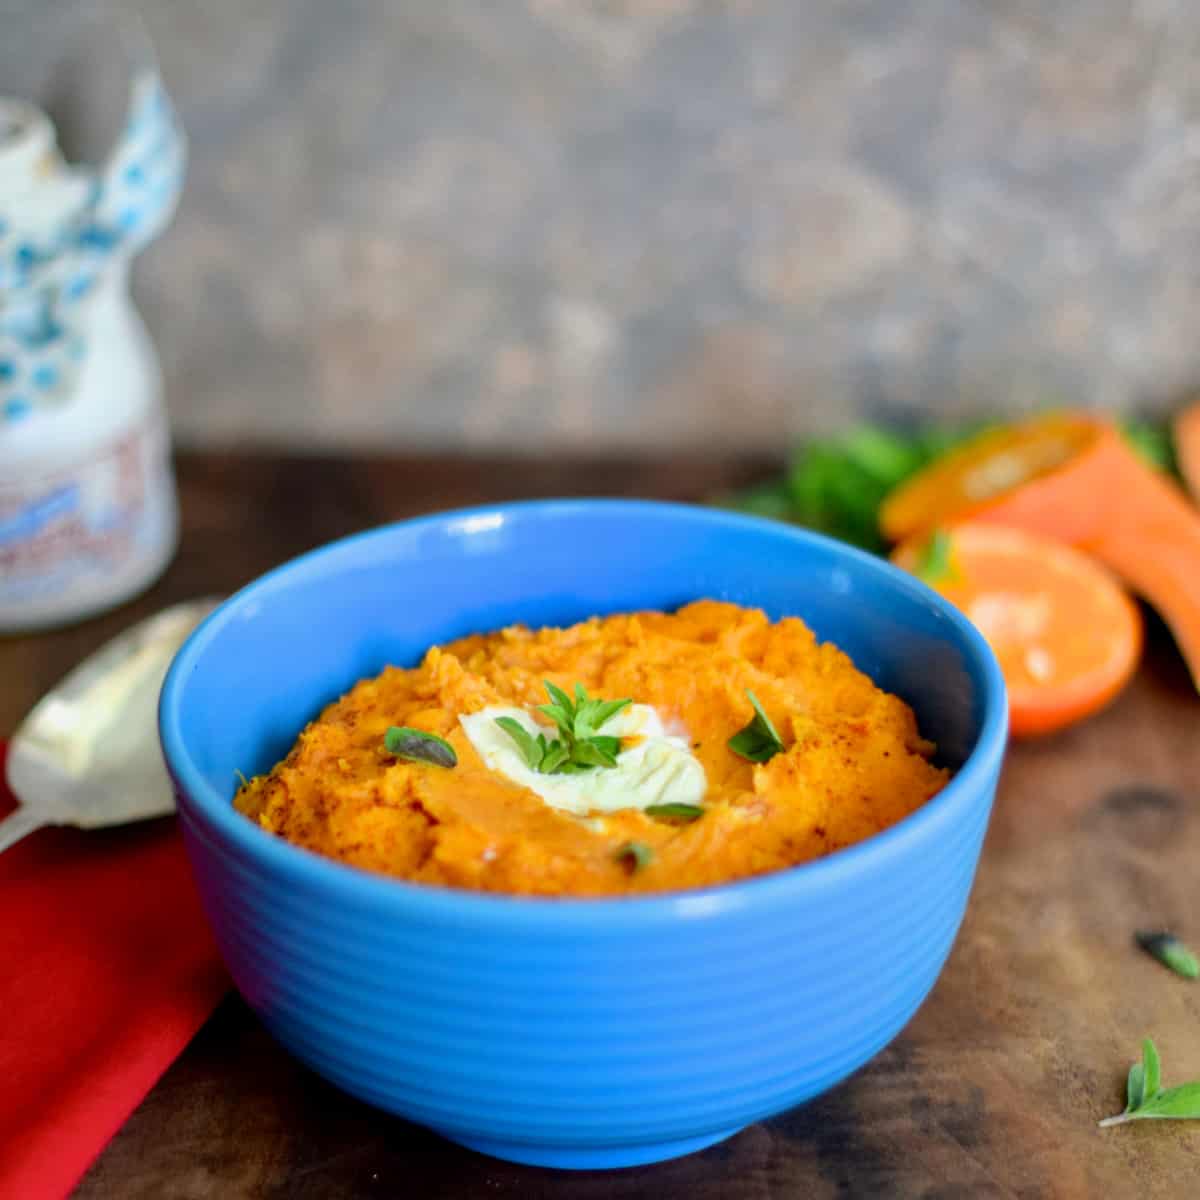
[384,726,458,768]
[1143,1037,1162,1098]
[1127,1061,1145,1112]
[1136,930,1200,980]
[838,425,929,481]
[728,689,785,764]
[1100,1038,1200,1126]
[1133,1083,1200,1120]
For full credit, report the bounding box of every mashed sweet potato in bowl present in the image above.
[161,500,1007,1169]
[234,600,951,896]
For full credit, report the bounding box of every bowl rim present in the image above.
[160,498,1008,930]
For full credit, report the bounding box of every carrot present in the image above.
[893,523,1142,736]
[878,413,1097,543]
[881,413,1200,691]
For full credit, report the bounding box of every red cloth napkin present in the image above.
[0,741,228,1200]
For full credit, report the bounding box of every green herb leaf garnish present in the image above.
[614,840,654,873]
[535,682,631,745]
[384,726,458,768]
[727,689,785,764]
[234,768,250,790]
[1100,1038,1200,1126]
[493,717,545,770]
[915,528,958,586]
[644,803,705,822]
[539,739,570,775]
[496,682,632,776]
[1136,931,1200,980]
[571,736,620,769]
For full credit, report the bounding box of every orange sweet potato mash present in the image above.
[234,601,949,896]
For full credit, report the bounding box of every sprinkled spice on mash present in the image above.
[234,601,949,896]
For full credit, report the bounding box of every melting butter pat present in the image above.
[459,703,706,817]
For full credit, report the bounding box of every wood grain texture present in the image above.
[4,452,1199,1198]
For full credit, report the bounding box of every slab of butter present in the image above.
[459,703,706,816]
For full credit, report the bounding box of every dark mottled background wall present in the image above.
[4,0,1200,451]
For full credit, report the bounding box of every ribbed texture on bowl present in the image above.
[178,781,994,1162]
[162,500,1007,1168]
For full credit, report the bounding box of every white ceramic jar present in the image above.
[0,75,183,631]
[0,268,177,631]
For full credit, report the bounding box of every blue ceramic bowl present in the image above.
[160,500,1007,1170]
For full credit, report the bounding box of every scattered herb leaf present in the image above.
[728,689,785,763]
[384,726,458,768]
[614,840,654,873]
[1127,1061,1145,1112]
[496,682,632,776]
[234,768,250,790]
[1136,931,1200,980]
[915,528,958,585]
[1100,1038,1200,1126]
[644,803,705,822]
[1129,1082,1200,1120]
[1144,1037,1162,1098]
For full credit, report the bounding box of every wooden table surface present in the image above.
[6,452,1200,1199]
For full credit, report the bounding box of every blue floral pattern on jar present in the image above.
[0,71,185,426]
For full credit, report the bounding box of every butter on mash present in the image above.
[459,703,705,817]
[234,600,950,896]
